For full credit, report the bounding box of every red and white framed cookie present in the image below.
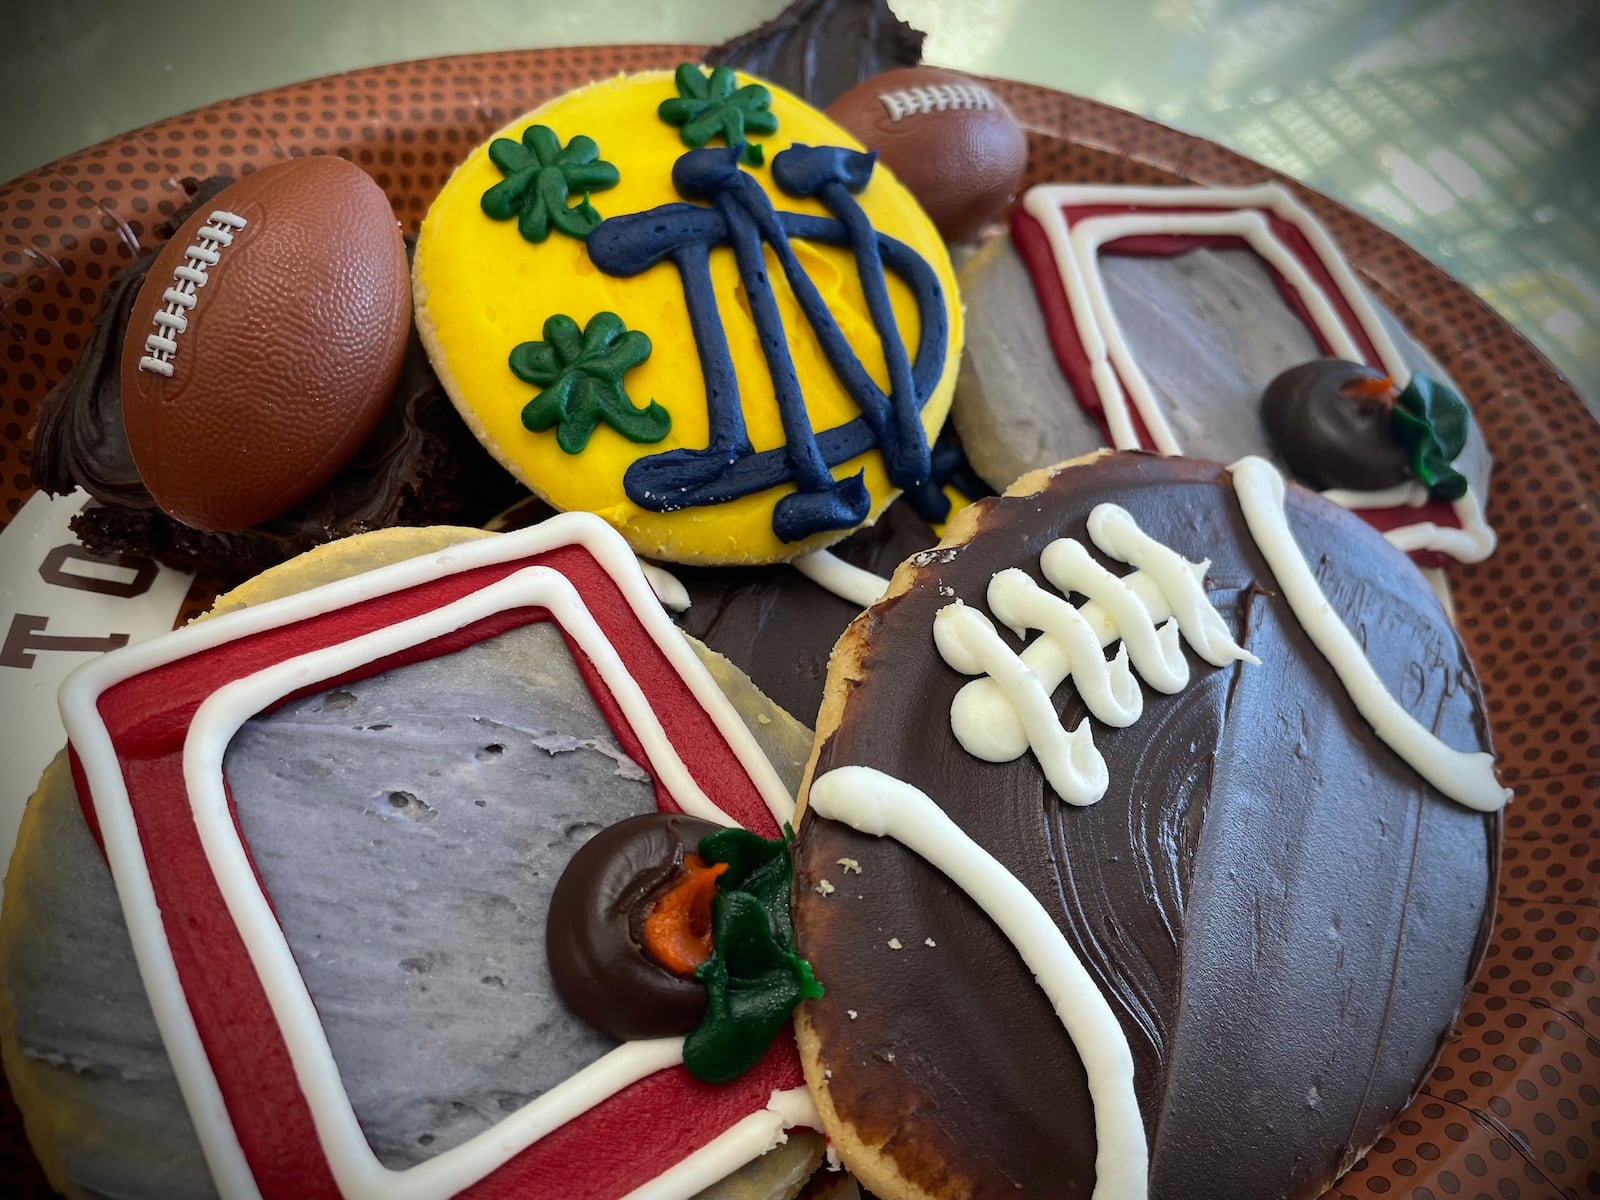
[58,513,813,1200]
[1008,183,1496,566]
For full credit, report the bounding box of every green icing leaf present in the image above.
[699,826,796,948]
[510,312,670,453]
[480,124,619,243]
[1391,372,1472,501]
[682,826,823,1085]
[658,63,777,167]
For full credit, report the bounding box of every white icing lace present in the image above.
[877,82,995,122]
[137,211,247,377]
[936,503,1256,805]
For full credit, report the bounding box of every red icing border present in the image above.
[1009,198,1460,567]
[69,538,805,1200]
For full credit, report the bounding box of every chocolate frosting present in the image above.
[704,0,925,109]
[547,811,724,1041]
[672,498,942,722]
[794,453,1498,1200]
[29,177,236,510]
[1261,358,1411,491]
[29,180,524,584]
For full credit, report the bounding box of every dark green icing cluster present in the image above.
[510,312,670,452]
[684,825,822,1085]
[658,64,779,167]
[1391,372,1471,501]
[481,125,619,243]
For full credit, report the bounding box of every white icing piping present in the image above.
[878,83,994,122]
[57,512,801,1198]
[56,681,262,1197]
[1019,183,1496,563]
[618,1087,821,1200]
[935,601,1109,805]
[939,505,1254,804]
[640,561,691,612]
[137,211,247,377]
[1072,210,1366,456]
[791,550,891,609]
[1227,456,1510,812]
[948,563,1201,762]
[808,766,1147,1200]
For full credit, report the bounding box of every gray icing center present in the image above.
[223,621,658,1170]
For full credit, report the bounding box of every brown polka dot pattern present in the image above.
[0,47,1595,1200]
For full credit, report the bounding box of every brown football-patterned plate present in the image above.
[0,44,1596,1200]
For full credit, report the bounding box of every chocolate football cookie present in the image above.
[792,452,1506,1199]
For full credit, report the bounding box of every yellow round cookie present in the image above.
[414,68,962,565]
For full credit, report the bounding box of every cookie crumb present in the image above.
[836,857,862,874]
[887,937,903,950]
[924,936,937,947]
[814,878,836,896]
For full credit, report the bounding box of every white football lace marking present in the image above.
[138,210,247,377]
[877,82,995,122]
[936,502,1256,805]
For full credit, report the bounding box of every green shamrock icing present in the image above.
[1390,371,1471,501]
[509,313,670,453]
[480,125,619,243]
[683,826,823,1085]
[658,63,779,167]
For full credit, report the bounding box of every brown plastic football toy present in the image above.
[120,155,411,531]
[826,66,1028,242]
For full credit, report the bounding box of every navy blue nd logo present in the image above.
[586,145,950,543]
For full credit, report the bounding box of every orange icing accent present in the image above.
[1339,371,1397,404]
[642,855,727,976]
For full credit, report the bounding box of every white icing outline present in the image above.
[1228,456,1511,812]
[808,766,1147,1200]
[790,550,890,609]
[137,210,247,377]
[617,1087,820,1200]
[1020,183,1496,563]
[877,83,994,122]
[58,512,801,1200]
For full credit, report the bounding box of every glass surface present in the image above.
[2,0,1595,408]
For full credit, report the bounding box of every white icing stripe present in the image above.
[949,562,1203,763]
[1019,183,1497,564]
[1086,505,1259,670]
[943,505,1255,802]
[184,571,747,1200]
[988,569,1142,727]
[1066,210,1373,455]
[640,561,691,612]
[808,766,1147,1200]
[934,601,1108,805]
[1227,456,1511,812]
[57,513,801,1198]
[619,1087,820,1200]
[55,683,262,1197]
[791,550,891,609]
[1040,539,1190,694]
